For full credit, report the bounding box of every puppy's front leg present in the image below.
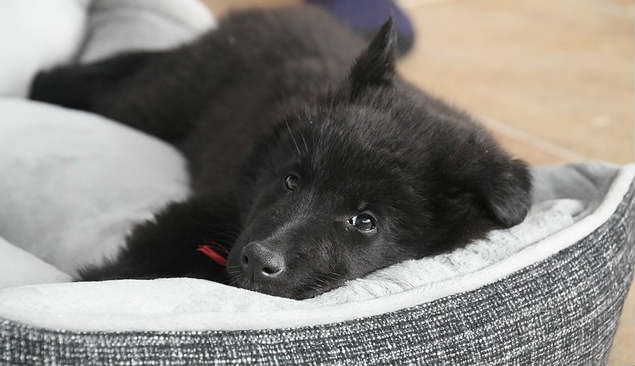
[78,194,240,284]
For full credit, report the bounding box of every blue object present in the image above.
[308,0,415,54]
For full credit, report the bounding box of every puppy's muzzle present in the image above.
[240,241,286,281]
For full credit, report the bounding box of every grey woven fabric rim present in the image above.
[1,179,633,366]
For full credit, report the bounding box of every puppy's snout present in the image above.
[241,241,286,279]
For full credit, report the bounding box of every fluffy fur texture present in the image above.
[30,5,531,299]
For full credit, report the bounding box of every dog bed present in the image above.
[0,103,633,366]
[1,2,633,365]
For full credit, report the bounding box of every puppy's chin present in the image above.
[227,273,338,300]
[234,279,302,299]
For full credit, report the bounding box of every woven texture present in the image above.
[1,180,633,366]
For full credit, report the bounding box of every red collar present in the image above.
[197,242,228,267]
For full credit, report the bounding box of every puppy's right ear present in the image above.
[347,17,397,97]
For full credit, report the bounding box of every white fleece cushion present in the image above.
[79,0,215,63]
[0,237,71,288]
[0,99,190,276]
[0,0,88,97]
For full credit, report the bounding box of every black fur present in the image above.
[30,5,531,299]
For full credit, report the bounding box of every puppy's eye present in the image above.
[284,174,299,191]
[348,213,377,232]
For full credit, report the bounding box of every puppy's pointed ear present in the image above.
[348,17,397,97]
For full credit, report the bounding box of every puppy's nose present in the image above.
[240,241,286,279]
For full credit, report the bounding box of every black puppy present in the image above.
[30,6,531,300]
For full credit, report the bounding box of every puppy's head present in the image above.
[226,19,532,299]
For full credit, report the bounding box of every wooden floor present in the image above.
[204,0,634,363]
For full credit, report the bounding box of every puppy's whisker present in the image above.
[285,120,302,157]
[299,129,309,153]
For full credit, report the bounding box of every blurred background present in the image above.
[203,0,634,363]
